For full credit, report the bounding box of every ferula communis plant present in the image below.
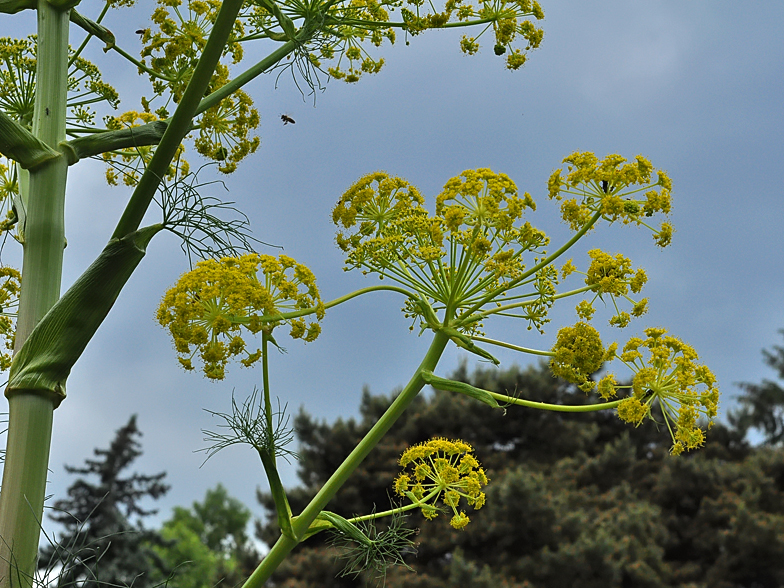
[0,0,715,583]
[157,159,717,585]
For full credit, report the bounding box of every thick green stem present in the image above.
[242,330,451,587]
[0,396,53,588]
[111,0,245,239]
[0,2,70,586]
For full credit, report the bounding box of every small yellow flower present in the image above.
[395,438,488,529]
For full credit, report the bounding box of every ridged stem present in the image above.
[0,1,70,586]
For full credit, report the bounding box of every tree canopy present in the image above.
[256,362,784,588]
[150,484,260,588]
[38,415,169,588]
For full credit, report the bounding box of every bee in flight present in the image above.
[280,114,296,125]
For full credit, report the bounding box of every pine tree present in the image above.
[256,362,784,588]
[39,415,169,588]
[732,330,784,445]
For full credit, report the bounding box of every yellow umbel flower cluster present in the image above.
[0,36,119,132]
[334,169,552,333]
[141,0,244,104]
[394,438,488,529]
[548,152,673,246]
[333,171,425,252]
[157,254,324,380]
[562,249,649,328]
[614,327,719,455]
[103,111,190,187]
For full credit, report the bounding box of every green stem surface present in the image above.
[0,2,70,586]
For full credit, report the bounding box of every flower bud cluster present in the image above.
[549,322,615,392]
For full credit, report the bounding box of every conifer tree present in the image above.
[256,363,783,588]
[732,330,784,445]
[39,415,169,588]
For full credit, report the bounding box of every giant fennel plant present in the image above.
[0,0,717,584]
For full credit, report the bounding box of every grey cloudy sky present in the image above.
[2,1,783,535]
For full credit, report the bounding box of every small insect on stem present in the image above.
[45,108,49,115]
[601,180,609,194]
[280,114,295,125]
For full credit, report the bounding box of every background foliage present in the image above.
[254,360,784,588]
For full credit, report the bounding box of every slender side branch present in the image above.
[69,10,115,51]
[469,335,554,357]
[488,390,623,413]
[257,448,295,540]
[195,40,299,116]
[222,285,418,327]
[427,374,623,413]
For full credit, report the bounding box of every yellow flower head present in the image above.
[394,438,488,529]
[333,171,425,249]
[435,168,534,233]
[336,170,552,335]
[547,152,672,246]
[550,322,610,392]
[157,254,323,380]
[615,327,719,454]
